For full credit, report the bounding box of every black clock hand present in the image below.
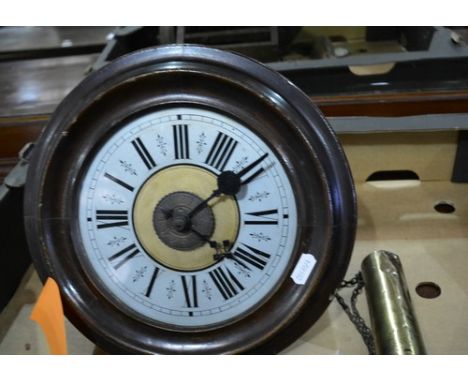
[186,153,269,219]
[189,225,216,245]
[187,189,221,218]
[187,169,243,219]
[189,226,232,261]
[237,152,269,182]
[216,152,269,196]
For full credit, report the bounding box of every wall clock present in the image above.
[24,45,356,354]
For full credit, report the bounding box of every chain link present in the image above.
[339,274,361,288]
[334,272,376,355]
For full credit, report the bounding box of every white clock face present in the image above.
[77,107,298,328]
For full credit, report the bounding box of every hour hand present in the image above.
[188,225,221,249]
[190,227,232,261]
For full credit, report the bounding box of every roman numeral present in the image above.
[96,210,128,229]
[145,266,160,298]
[233,244,271,270]
[209,267,244,300]
[181,275,198,308]
[104,172,134,192]
[108,243,139,270]
[173,124,190,159]
[205,132,238,171]
[131,137,156,170]
[244,209,279,225]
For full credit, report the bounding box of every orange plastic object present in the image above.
[30,277,68,355]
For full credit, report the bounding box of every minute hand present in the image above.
[237,153,268,184]
[215,152,269,196]
[237,153,268,185]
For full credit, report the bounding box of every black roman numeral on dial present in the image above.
[209,267,244,300]
[145,266,160,298]
[104,172,134,192]
[205,132,238,171]
[173,124,190,159]
[181,275,198,308]
[108,243,140,270]
[244,209,279,225]
[96,210,128,229]
[131,137,156,170]
[233,244,271,270]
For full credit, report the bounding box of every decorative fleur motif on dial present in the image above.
[132,266,147,283]
[119,159,137,176]
[201,280,213,300]
[196,132,207,154]
[232,156,249,172]
[249,232,271,242]
[107,236,128,247]
[166,280,176,299]
[156,134,168,156]
[248,191,270,202]
[102,193,125,205]
[234,262,251,278]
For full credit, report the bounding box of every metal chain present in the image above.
[334,272,376,355]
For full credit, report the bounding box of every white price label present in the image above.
[291,253,317,285]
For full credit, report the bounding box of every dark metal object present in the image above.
[451,130,468,182]
[0,143,34,312]
[24,45,356,354]
[361,250,427,355]
[366,27,435,51]
[154,191,215,251]
[175,27,301,62]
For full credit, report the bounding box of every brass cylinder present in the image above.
[361,250,427,355]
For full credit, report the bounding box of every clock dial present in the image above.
[78,107,298,328]
[24,45,356,354]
